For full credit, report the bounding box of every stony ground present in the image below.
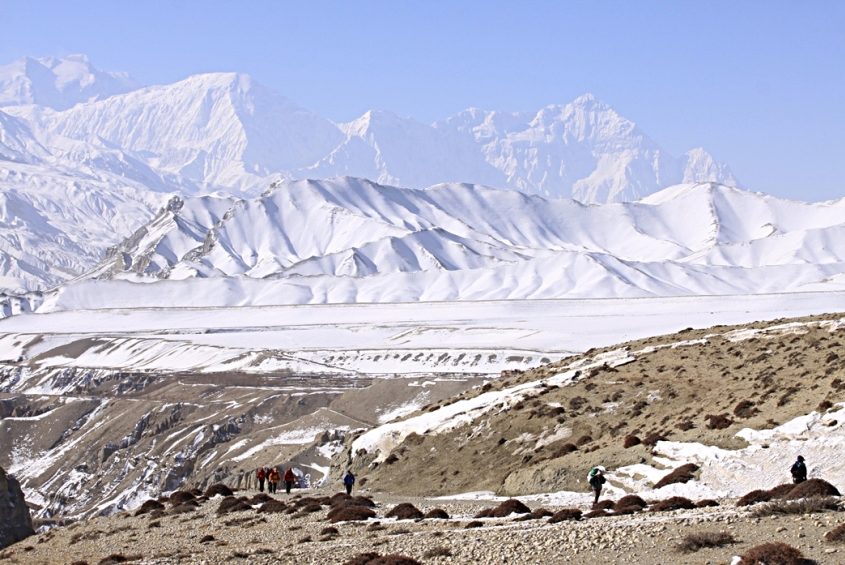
[2,488,844,564]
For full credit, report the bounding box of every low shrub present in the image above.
[642,432,667,446]
[623,435,641,448]
[548,508,582,523]
[551,443,578,457]
[344,555,422,565]
[769,484,797,498]
[249,493,273,504]
[257,500,287,514]
[217,496,251,515]
[320,526,339,536]
[169,502,198,514]
[465,521,483,528]
[676,531,736,553]
[423,508,450,520]
[423,547,452,558]
[733,400,759,418]
[592,500,615,511]
[650,497,695,512]
[386,503,423,520]
[785,478,841,500]
[199,534,215,543]
[327,505,376,523]
[98,555,132,565]
[739,541,808,564]
[654,463,699,489]
[168,491,196,505]
[750,496,839,517]
[736,489,773,507]
[696,499,719,508]
[705,413,733,430]
[615,495,647,511]
[475,499,530,518]
[205,483,234,498]
[825,523,845,543]
[583,510,608,518]
[134,499,165,516]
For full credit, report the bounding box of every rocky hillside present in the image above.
[0,466,32,549]
[347,313,845,499]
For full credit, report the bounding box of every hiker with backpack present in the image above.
[268,467,281,494]
[343,470,356,495]
[284,467,296,494]
[588,466,607,504]
[790,455,807,484]
[256,467,266,492]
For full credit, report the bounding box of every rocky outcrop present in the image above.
[0,467,34,549]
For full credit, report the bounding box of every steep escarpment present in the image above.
[0,466,33,549]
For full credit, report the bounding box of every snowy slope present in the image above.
[0,55,138,110]
[59,178,845,307]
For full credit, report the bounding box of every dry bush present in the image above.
[785,478,841,499]
[384,454,399,465]
[736,489,773,507]
[623,435,641,448]
[169,502,198,515]
[696,499,719,508]
[818,399,834,411]
[654,463,699,489]
[385,503,423,520]
[330,495,375,508]
[583,509,609,518]
[733,400,759,418]
[676,420,695,431]
[204,483,234,498]
[464,521,483,529]
[739,541,809,564]
[423,547,452,558]
[423,508,450,519]
[551,443,578,457]
[248,493,273,505]
[217,496,251,515]
[476,499,530,518]
[514,508,553,521]
[676,531,736,553]
[199,534,214,543]
[650,497,695,512]
[98,556,134,565]
[168,491,196,505]
[548,508,582,523]
[642,432,667,446]
[134,499,165,516]
[825,524,845,543]
[769,484,798,499]
[592,500,615,511]
[575,434,593,446]
[750,496,839,517]
[299,503,322,513]
[615,495,647,511]
[327,505,376,523]
[705,413,733,430]
[257,500,287,514]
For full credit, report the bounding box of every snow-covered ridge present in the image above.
[40,177,845,309]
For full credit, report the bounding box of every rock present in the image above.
[0,466,34,549]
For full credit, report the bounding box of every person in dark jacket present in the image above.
[343,470,356,495]
[790,455,807,484]
[588,466,606,504]
[284,467,296,494]
[256,467,266,492]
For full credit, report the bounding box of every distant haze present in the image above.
[1,1,843,201]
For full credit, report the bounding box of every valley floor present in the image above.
[2,488,843,564]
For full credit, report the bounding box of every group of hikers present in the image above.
[256,466,298,494]
[256,466,357,495]
[587,455,811,504]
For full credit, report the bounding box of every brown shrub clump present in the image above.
[327,505,376,523]
[548,508,582,523]
[217,496,251,515]
[385,503,424,520]
[642,432,667,447]
[592,500,615,511]
[423,508,450,520]
[475,499,530,518]
[705,413,733,430]
[768,484,798,499]
[205,483,234,498]
[739,542,807,564]
[736,489,773,507]
[583,510,609,518]
[464,521,483,529]
[168,491,196,505]
[615,495,647,511]
[825,523,845,543]
[257,500,287,514]
[423,547,452,558]
[785,478,841,500]
[750,496,839,517]
[623,435,641,448]
[654,463,699,489]
[344,553,422,565]
[696,499,719,508]
[676,531,736,553]
[134,499,165,516]
[733,400,759,418]
[650,497,696,512]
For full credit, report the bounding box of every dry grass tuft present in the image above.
[676,531,736,553]
[385,503,424,520]
[825,524,845,543]
[739,541,811,564]
[548,508,582,523]
[749,496,839,517]
[650,497,696,512]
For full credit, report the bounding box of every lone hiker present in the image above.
[588,466,607,504]
[284,467,296,494]
[343,469,356,495]
[268,467,281,494]
[791,455,808,484]
[256,466,266,492]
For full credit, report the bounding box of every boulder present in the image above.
[0,467,34,549]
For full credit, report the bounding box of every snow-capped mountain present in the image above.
[1,55,737,203]
[0,54,138,110]
[50,177,844,311]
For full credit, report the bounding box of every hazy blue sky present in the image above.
[2,0,844,200]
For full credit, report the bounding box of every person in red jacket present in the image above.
[256,467,266,492]
[268,467,281,494]
[284,467,296,494]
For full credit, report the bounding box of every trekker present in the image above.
[791,455,807,484]
[268,467,281,494]
[588,466,607,504]
[343,470,356,495]
[284,467,296,494]
[256,466,266,492]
